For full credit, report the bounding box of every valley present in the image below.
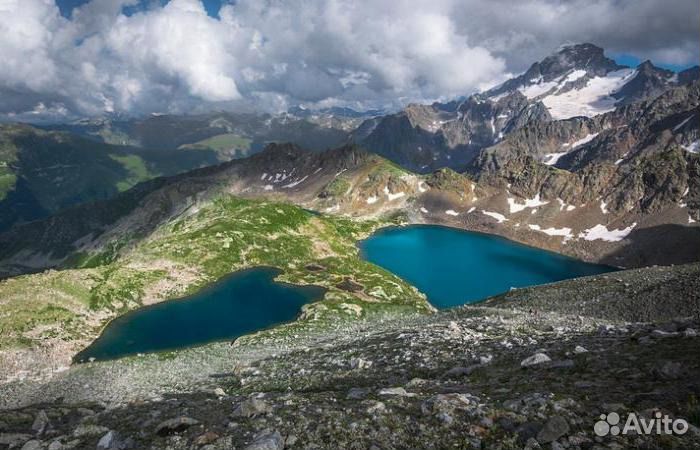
[0,41,698,450]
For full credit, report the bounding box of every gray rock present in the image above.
[574,345,588,353]
[366,401,386,414]
[517,422,542,443]
[657,361,682,380]
[521,353,551,367]
[550,441,565,450]
[243,430,284,450]
[422,393,474,416]
[347,388,371,400]
[524,437,541,450]
[443,365,480,378]
[213,388,227,397]
[479,354,493,364]
[437,412,453,424]
[0,433,33,447]
[536,416,570,443]
[21,440,42,450]
[48,441,64,450]
[285,435,298,447]
[549,359,575,369]
[73,424,110,438]
[349,357,372,370]
[232,398,272,418]
[377,387,413,397]
[32,410,50,436]
[651,329,679,338]
[97,430,121,450]
[155,417,200,436]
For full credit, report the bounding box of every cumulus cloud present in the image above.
[0,0,697,121]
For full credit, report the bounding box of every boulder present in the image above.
[243,430,284,450]
[155,417,200,436]
[31,410,50,436]
[97,430,121,450]
[232,398,272,418]
[521,353,551,367]
[536,416,570,443]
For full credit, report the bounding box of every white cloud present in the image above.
[0,0,696,121]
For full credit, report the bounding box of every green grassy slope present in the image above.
[0,124,220,231]
[0,196,429,352]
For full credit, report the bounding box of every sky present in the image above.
[0,0,698,122]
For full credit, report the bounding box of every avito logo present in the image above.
[594,412,689,437]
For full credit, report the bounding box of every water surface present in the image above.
[360,225,614,308]
[76,267,325,362]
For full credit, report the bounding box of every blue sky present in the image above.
[611,53,694,72]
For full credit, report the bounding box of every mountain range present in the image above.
[0,44,698,431]
[0,43,696,273]
[357,43,698,173]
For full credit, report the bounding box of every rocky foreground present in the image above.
[1,264,699,450]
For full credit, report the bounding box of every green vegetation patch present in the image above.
[0,167,17,201]
[180,133,253,158]
[0,195,431,352]
[109,154,158,192]
[323,176,352,197]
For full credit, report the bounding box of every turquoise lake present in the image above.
[77,225,614,361]
[75,267,325,362]
[359,225,615,309]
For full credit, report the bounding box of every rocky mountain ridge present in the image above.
[355,43,699,173]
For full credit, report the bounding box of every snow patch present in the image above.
[263,185,273,191]
[282,175,308,188]
[682,140,699,153]
[366,196,378,205]
[543,152,567,166]
[557,198,576,212]
[600,200,608,214]
[543,133,599,165]
[467,207,476,213]
[482,210,508,223]
[673,115,694,132]
[579,223,637,242]
[383,186,405,201]
[570,132,599,148]
[420,207,429,214]
[542,69,636,120]
[564,69,587,83]
[507,194,549,213]
[445,210,459,216]
[519,79,559,99]
[528,224,574,242]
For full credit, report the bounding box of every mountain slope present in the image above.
[1,263,698,449]
[0,124,221,231]
[356,43,699,173]
[0,190,430,380]
[45,111,352,155]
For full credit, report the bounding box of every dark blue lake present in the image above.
[75,267,325,362]
[359,225,615,309]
